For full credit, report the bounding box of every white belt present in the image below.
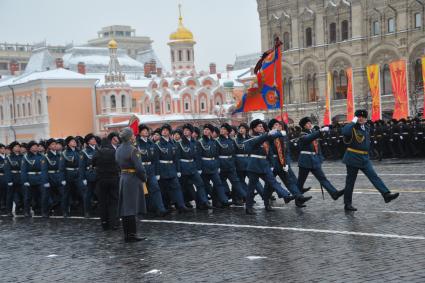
[402,132,409,135]
[250,154,266,159]
[236,154,248,157]
[180,159,194,163]
[0,173,4,176]
[219,155,232,159]
[66,167,78,171]
[11,170,21,173]
[28,172,41,175]
[300,151,316,155]
[142,162,152,165]
[48,170,60,174]
[159,160,173,164]
[272,155,277,158]
[202,157,215,161]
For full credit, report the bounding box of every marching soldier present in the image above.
[297,117,345,201]
[235,123,264,199]
[0,144,11,213]
[81,133,98,217]
[21,141,47,217]
[156,124,191,213]
[43,139,65,216]
[116,127,147,242]
[176,123,211,210]
[60,136,85,217]
[216,123,246,205]
[136,124,168,217]
[197,124,230,208]
[244,119,294,214]
[7,141,24,216]
[268,119,312,207]
[342,110,399,211]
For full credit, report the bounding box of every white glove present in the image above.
[44,183,50,188]
[82,179,87,186]
[61,181,66,186]
[217,168,221,174]
[268,129,278,136]
[283,165,289,172]
[280,130,287,136]
[156,175,160,180]
[8,182,13,186]
[352,116,358,123]
[24,182,30,187]
[320,126,330,132]
[400,136,403,140]
[177,172,181,178]
[198,170,202,174]
[270,167,274,172]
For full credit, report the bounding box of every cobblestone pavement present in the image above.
[1,159,424,282]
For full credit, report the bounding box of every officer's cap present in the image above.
[268,118,282,130]
[107,132,119,141]
[138,124,150,133]
[250,119,264,130]
[203,123,215,132]
[354,109,368,118]
[161,123,172,133]
[299,117,312,128]
[182,123,194,133]
[65,136,76,146]
[45,138,57,148]
[84,133,96,144]
[26,140,39,151]
[220,123,232,133]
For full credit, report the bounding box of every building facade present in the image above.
[257,0,425,123]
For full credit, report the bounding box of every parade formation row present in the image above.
[0,112,407,236]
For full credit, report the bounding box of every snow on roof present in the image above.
[0,68,96,88]
[63,46,144,74]
[234,52,261,70]
[105,113,220,128]
[84,73,152,88]
[24,47,56,73]
[136,49,164,70]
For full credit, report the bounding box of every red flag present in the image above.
[390,60,409,120]
[346,68,354,121]
[128,115,140,135]
[323,72,332,125]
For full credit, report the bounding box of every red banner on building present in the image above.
[367,64,381,121]
[422,57,425,115]
[346,68,354,121]
[323,72,332,125]
[389,60,409,120]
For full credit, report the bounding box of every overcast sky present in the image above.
[0,0,261,72]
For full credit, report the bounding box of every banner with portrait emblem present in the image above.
[389,60,409,120]
[367,64,381,121]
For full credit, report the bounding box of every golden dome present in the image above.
[169,5,194,42]
[108,39,118,49]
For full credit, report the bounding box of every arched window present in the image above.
[154,96,160,114]
[414,59,423,93]
[415,12,422,28]
[372,20,380,35]
[110,95,116,110]
[283,32,290,51]
[22,103,26,116]
[305,27,313,47]
[187,50,191,61]
[329,23,337,43]
[333,71,339,99]
[338,70,348,99]
[341,20,349,40]
[388,18,395,33]
[166,97,171,112]
[178,50,183,61]
[183,96,190,111]
[382,64,392,95]
[27,102,31,116]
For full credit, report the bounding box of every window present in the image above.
[171,51,175,62]
[337,70,348,99]
[201,101,205,111]
[178,50,183,61]
[415,13,422,28]
[17,104,21,117]
[306,74,317,102]
[146,105,150,114]
[184,102,189,111]
[132,98,136,108]
[154,97,160,114]
[382,64,392,95]
[37,100,42,115]
[116,31,124,36]
[121,94,126,108]
[414,59,424,93]
[22,103,25,116]
[0,106,3,120]
[10,104,13,119]
[187,50,191,61]
[329,23,337,43]
[110,95,116,110]
[166,99,171,112]
[373,20,380,35]
[305,27,312,47]
[283,32,290,50]
[125,31,131,36]
[388,18,395,33]
[283,77,292,104]
[28,103,31,116]
[200,96,207,111]
[0,62,8,70]
[341,20,349,41]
